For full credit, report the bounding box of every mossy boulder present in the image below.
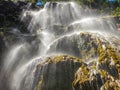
[97,38,120,79]
[31,55,86,90]
[73,65,120,90]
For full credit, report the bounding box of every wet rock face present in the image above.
[72,33,120,90]
[0,1,28,53]
[1,1,120,90]
[97,39,120,79]
[1,32,119,90]
[33,33,120,90]
[48,33,98,60]
[73,66,120,90]
[0,34,5,66]
[30,47,120,90]
[33,56,84,90]
[17,55,84,90]
[9,53,120,90]
[5,56,79,90]
[0,1,40,61]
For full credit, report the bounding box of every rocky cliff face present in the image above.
[18,33,120,90]
[1,32,119,90]
[0,1,120,90]
[0,1,26,55]
[33,55,84,90]
[0,1,39,63]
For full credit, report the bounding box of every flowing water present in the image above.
[1,2,120,90]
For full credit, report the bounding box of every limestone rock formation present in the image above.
[32,55,85,90]
[33,33,120,90]
[0,1,120,90]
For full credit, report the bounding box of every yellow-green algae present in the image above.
[77,33,98,61]
[34,55,85,90]
[100,79,120,90]
[34,76,43,90]
[73,64,90,85]
[97,38,120,79]
[73,65,120,90]
[45,55,83,64]
[73,33,120,90]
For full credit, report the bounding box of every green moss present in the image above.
[73,64,90,85]
[99,70,108,78]
[34,76,43,90]
[46,55,83,64]
[47,55,64,63]
[97,38,120,65]
[101,80,120,90]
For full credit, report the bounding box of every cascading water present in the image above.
[1,2,120,90]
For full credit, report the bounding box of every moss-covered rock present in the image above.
[18,33,119,90]
[73,66,120,90]
[72,32,120,90]
[32,55,85,90]
[100,79,120,90]
[97,38,120,78]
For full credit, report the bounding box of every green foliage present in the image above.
[45,55,83,64]
[111,7,120,16]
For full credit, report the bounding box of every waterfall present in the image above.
[1,2,120,90]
